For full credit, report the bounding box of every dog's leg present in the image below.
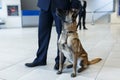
[57,41,64,74]
[78,57,88,73]
[57,51,64,74]
[64,44,73,69]
[71,54,77,77]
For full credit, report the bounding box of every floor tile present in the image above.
[0,24,119,80]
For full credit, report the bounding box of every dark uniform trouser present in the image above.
[78,11,86,29]
[33,2,66,64]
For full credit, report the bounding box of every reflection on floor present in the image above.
[0,24,120,80]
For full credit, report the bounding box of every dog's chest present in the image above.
[62,49,72,61]
[67,35,74,47]
[59,32,74,47]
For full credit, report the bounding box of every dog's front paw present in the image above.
[71,73,76,77]
[57,71,62,74]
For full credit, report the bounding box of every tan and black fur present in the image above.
[56,9,102,77]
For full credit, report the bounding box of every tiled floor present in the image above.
[0,23,120,80]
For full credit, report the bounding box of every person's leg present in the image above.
[83,12,87,29]
[52,11,66,70]
[25,9,53,67]
[78,13,82,30]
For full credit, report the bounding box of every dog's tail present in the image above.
[88,58,102,65]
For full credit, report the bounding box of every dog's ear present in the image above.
[56,8,67,21]
[56,8,66,19]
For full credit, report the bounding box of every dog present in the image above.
[56,8,102,77]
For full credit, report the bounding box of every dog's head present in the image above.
[56,8,79,23]
[56,9,79,30]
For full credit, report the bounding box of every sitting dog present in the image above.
[56,9,102,77]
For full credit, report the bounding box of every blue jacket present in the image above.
[37,0,80,11]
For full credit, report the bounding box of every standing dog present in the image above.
[56,9,102,77]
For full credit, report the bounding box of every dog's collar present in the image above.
[62,30,77,34]
[62,18,73,24]
[63,20,73,24]
[67,31,77,33]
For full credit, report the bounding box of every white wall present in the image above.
[86,0,113,12]
[111,0,120,23]
[0,0,22,28]
[85,0,113,22]
[22,16,39,27]
[0,0,115,27]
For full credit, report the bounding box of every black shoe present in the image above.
[83,28,88,30]
[54,57,66,70]
[25,62,46,67]
[54,63,73,70]
[66,64,73,68]
[54,63,59,70]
